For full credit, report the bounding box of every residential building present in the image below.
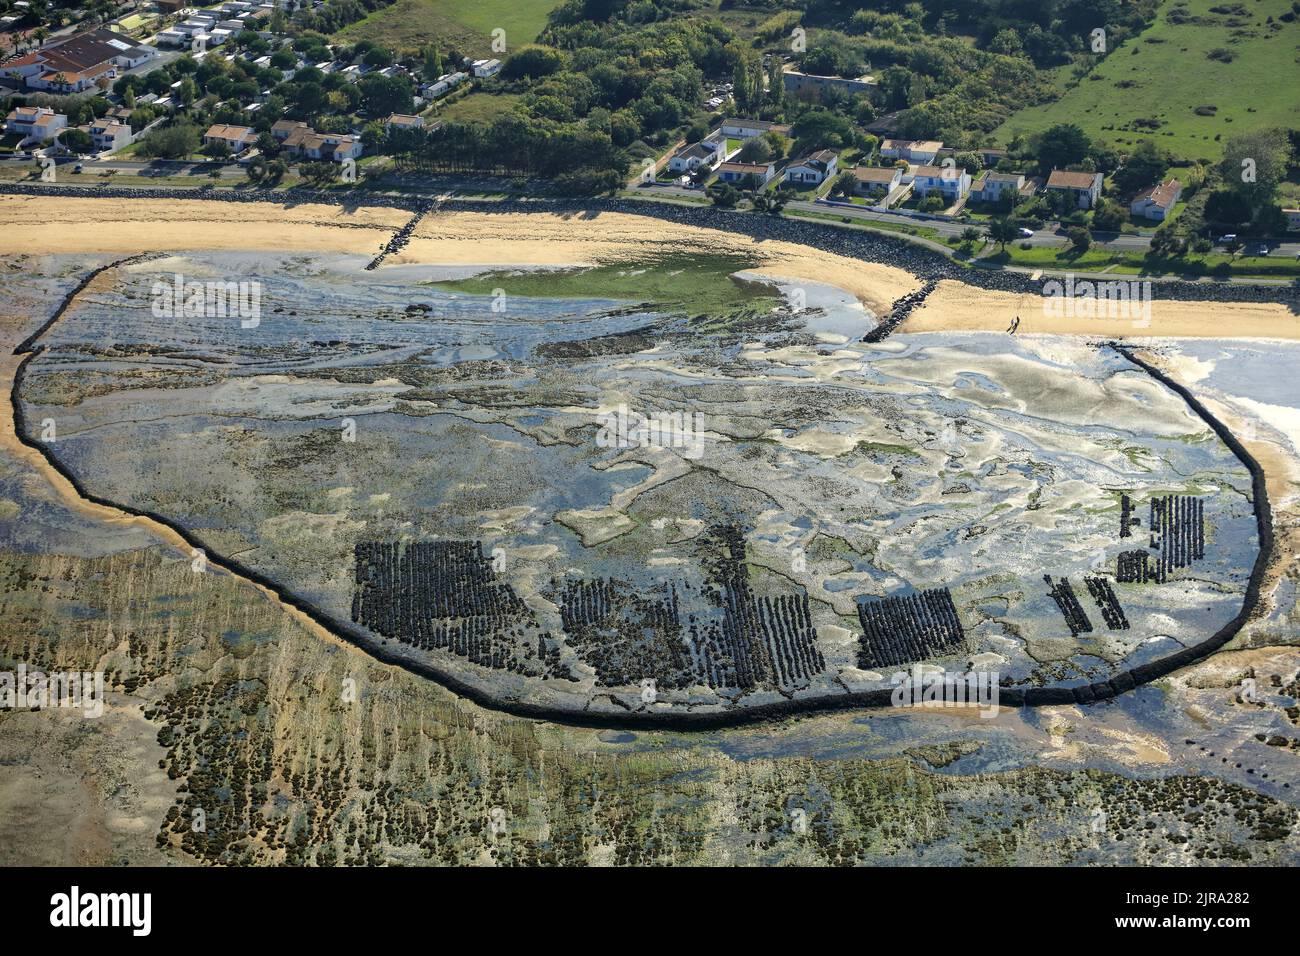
[912,164,972,202]
[879,139,943,164]
[280,125,362,162]
[1046,169,1104,209]
[4,105,66,144]
[1285,209,1300,233]
[720,117,790,140]
[851,165,902,197]
[667,139,721,174]
[469,58,500,78]
[423,71,468,99]
[271,119,308,141]
[385,113,424,131]
[203,123,255,152]
[89,117,133,151]
[783,149,839,186]
[716,161,775,186]
[781,67,876,99]
[0,27,154,90]
[971,171,1025,204]
[1129,179,1182,221]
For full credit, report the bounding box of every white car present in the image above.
[1017,227,1034,238]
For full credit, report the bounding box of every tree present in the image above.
[877,65,912,110]
[300,160,339,184]
[831,169,857,198]
[736,137,771,164]
[141,124,200,159]
[790,109,854,152]
[358,73,413,117]
[362,46,394,69]
[1091,200,1126,232]
[1149,227,1187,257]
[202,139,231,159]
[1112,139,1169,196]
[1065,225,1091,252]
[766,56,783,107]
[421,45,444,81]
[953,151,983,174]
[1203,188,1252,226]
[1035,123,1091,174]
[987,217,1019,251]
[1217,128,1291,213]
[59,128,93,154]
[708,182,739,208]
[503,46,564,81]
[959,226,983,249]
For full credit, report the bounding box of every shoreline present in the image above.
[0,186,1295,340]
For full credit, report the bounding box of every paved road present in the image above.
[637,183,1300,258]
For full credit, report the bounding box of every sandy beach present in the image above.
[902,279,1300,340]
[0,195,409,258]
[1,194,1296,338]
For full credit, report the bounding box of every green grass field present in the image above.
[338,0,562,54]
[429,91,523,123]
[430,252,778,316]
[980,242,1300,279]
[994,0,1299,162]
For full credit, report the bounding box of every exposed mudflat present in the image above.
[10,249,1259,720]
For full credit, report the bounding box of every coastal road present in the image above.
[637,183,1300,257]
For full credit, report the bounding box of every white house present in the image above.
[971,171,1024,204]
[1129,178,1182,221]
[880,139,943,164]
[203,123,255,152]
[716,161,775,186]
[1046,169,1103,209]
[912,164,972,202]
[668,139,721,174]
[89,117,132,151]
[470,58,500,78]
[720,117,788,140]
[280,124,362,162]
[423,71,467,99]
[385,113,424,131]
[4,105,66,144]
[783,149,839,186]
[851,165,902,197]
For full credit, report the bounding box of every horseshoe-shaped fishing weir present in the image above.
[7,249,1274,730]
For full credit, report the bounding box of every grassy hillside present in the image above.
[338,0,562,54]
[993,0,1299,162]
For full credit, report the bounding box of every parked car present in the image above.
[1017,227,1034,238]
[1218,233,1237,244]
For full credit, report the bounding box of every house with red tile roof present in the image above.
[1046,169,1103,209]
[1129,179,1182,221]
